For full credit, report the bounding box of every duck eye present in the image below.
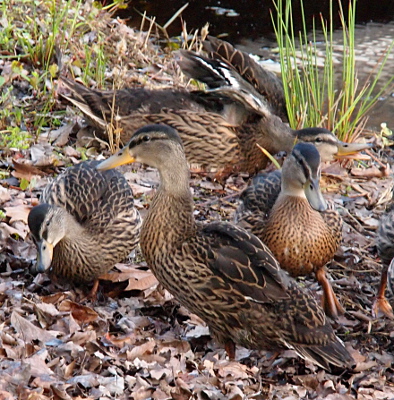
[142,135,151,142]
[315,137,322,143]
[46,221,50,227]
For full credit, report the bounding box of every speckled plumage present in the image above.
[59,37,364,176]
[97,124,353,370]
[236,143,344,319]
[235,128,373,223]
[374,208,394,318]
[28,160,141,283]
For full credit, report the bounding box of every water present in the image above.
[118,0,394,130]
[119,1,394,41]
[237,22,394,130]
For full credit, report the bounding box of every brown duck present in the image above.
[28,160,141,296]
[237,143,344,319]
[97,124,354,370]
[234,128,373,222]
[59,36,371,177]
[375,206,394,319]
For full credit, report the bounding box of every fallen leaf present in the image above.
[10,311,57,343]
[58,300,99,323]
[351,166,389,178]
[50,123,75,146]
[4,204,31,224]
[0,186,12,203]
[100,264,159,292]
[12,159,48,181]
[0,221,29,239]
[23,349,54,376]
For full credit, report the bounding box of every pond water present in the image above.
[118,0,394,131]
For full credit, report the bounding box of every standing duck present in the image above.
[236,143,344,319]
[28,161,141,296]
[97,124,353,370]
[59,36,371,177]
[375,208,394,319]
[234,127,373,222]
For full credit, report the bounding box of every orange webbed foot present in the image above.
[372,296,394,319]
[316,267,345,319]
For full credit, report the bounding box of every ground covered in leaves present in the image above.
[1,1,394,399]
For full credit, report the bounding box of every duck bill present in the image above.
[335,141,373,159]
[97,148,136,170]
[36,240,53,272]
[304,178,327,212]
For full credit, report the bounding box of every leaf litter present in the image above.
[1,1,394,399]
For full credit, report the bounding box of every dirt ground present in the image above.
[1,5,394,399]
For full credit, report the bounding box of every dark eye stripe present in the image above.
[293,150,312,180]
[129,134,168,149]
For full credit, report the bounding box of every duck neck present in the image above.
[51,211,94,267]
[59,209,97,251]
[141,158,196,257]
[279,174,307,200]
[259,114,294,150]
[279,185,307,200]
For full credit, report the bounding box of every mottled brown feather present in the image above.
[374,208,394,317]
[28,161,141,282]
[99,124,353,370]
[59,37,338,176]
[235,144,344,319]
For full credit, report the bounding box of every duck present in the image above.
[96,124,354,371]
[374,207,394,319]
[236,143,344,319]
[28,160,142,296]
[234,127,373,223]
[59,36,371,178]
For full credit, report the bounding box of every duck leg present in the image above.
[88,279,100,300]
[315,267,345,319]
[225,339,236,360]
[372,265,394,319]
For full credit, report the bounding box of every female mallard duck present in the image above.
[60,36,371,177]
[28,160,141,296]
[97,124,353,370]
[375,208,394,319]
[234,127,373,222]
[236,143,344,319]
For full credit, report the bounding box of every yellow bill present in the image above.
[36,240,54,272]
[97,148,135,171]
[304,178,327,212]
[335,141,373,159]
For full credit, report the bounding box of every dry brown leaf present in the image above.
[0,221,29,240]
[320,395,355,400]
[125,273,159,291]
[23,350,55,376]
[12,159,48,180]
[50,123,75,146]
[4,204,31,224]
[41,292,69,304]
[58,300,99,323]
[50,384,74,400]
[351,166,389,178]
[127,340,156,361]
[100,264,159,291]
[171,382,192,400]
[69,330,96,346]
[10,311,58,344]
[0,391,15,400]
[0,186,12,203]
[104,332,136,348]
[34,302,60,318]
[353,360,379,372]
